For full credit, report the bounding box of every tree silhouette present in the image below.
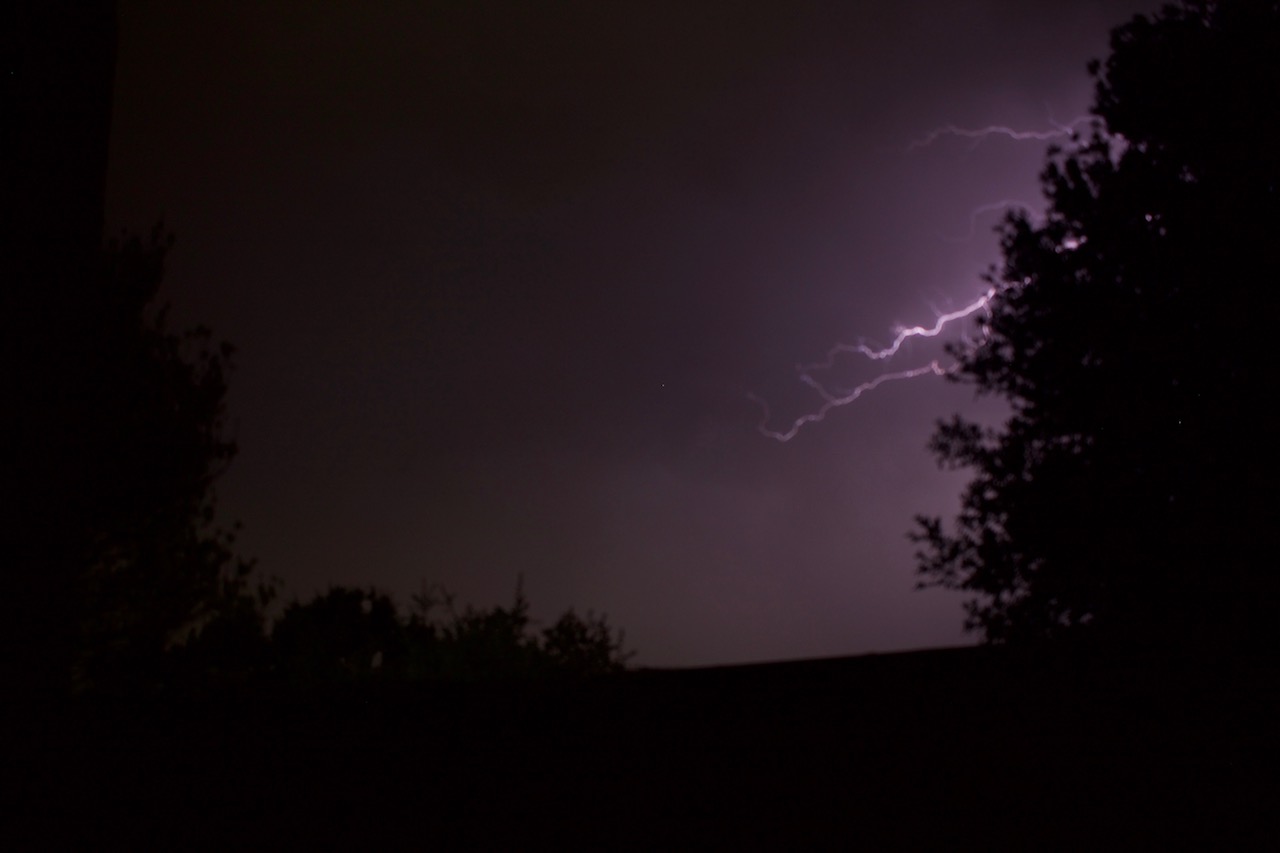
[268,580,633,685]
[540,608,633,676]
[271,586,405,684]
[912,1,1280,648]
[404,577,633,680]
[425,579,543,680]
[9,225,266,694]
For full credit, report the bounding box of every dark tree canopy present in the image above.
[9,227,264,693]
[913,0,1280,647]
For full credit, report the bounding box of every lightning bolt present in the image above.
[799,290,996,370]
[905,116,1092,152]
[749,362,952,443]
[940,199,1035,243]
[749,116,1087,443]
[751,288,995,442]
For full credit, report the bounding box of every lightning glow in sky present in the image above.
[751,119,1077,443]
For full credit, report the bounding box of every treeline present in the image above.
[4,225,631,699]
[145,579,632,696]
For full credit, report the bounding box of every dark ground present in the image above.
[14,644,1278,850]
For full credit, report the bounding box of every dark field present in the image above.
[15,644,1277,850]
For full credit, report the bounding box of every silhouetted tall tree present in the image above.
[8,224,264,694]
[5,1,267,695]
[912,1,1279,648]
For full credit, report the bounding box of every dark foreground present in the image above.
[14,644,1278,850]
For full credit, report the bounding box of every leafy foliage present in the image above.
[912,1,1280,647]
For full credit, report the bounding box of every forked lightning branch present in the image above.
[751,117,1091,442]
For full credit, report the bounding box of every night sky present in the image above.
[105,0,1156,667]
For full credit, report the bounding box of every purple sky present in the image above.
[106,0,1156,666]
